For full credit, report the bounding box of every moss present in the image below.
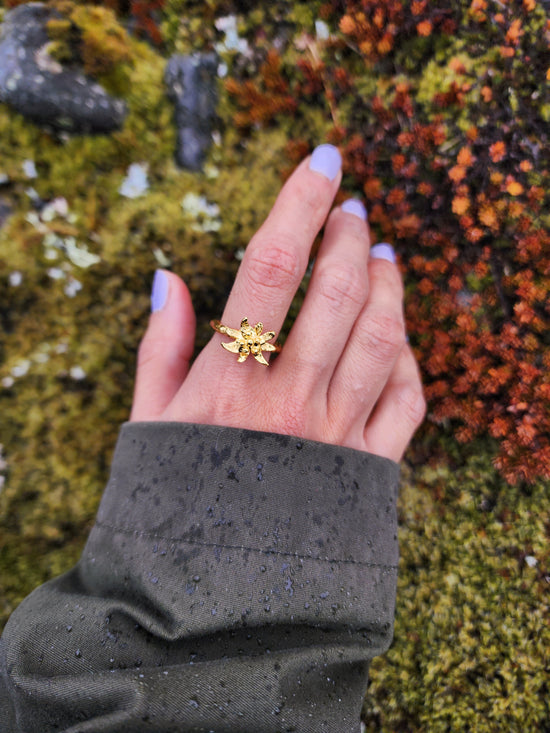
[1,3,548,728]
[362,455,550,732]
[46,1,135,95]
[0,10,298,629]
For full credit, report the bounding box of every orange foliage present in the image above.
[489,141,506,162]
[416,20,433,36]
[225,50,297,129]
[505,177,524,196]
[226,0,550,484]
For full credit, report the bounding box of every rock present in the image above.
[0,197,13,230]
[164,52,218,171]
[0,3,127,134]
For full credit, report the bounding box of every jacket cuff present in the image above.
[82,422,400,647]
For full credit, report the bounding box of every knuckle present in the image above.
[369,258,405,298]
[294,176,331,221]
[275,405,307,439]
[396,383,427,428]
[136,335,186,375]
[357,310,406,360]
[317,262,367,312]
[245,235,302,293]
[267,366,317,436]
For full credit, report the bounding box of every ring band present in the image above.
[210,317,281,365]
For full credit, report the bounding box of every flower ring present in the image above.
[210,317,281,365]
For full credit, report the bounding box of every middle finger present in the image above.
[274,199,371,386]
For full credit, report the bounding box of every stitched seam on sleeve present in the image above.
[93,519,397,569]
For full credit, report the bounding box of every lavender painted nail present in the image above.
[309,144,342,181]
[151,269,169,312]
[341,198,368,221]
[370,243,396,264]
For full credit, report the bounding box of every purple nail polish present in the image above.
[370,243,396,264]
[309,144,342,181]
[151,269,169,312]
[341,198,368,221]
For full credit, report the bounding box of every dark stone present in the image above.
[164,52,219,171]
[0,197,13,230]
[0,3,127,134]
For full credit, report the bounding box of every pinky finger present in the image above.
[363,345,426,462]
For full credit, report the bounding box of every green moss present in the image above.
[1,3,548,729]
[0,14,298,630]
[46,1,135,95]
[363,455,550,732]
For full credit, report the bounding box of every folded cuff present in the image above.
[82,422,400,644]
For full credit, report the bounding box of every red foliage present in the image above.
[226,0,550,484]
[129,0,164,45]
[11,0,167,45]
[225,50,298,128]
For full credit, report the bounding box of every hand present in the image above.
[130,145,425,462]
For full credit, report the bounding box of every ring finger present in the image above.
[217,146,343,355]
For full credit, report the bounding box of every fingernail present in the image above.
[341,198,367,221]
[309,144,342,181]
[370,243,396,264]
[151,269,169,312]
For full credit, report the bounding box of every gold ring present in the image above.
[210,317,281,365]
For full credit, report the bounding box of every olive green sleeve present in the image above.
[0,422,400,732]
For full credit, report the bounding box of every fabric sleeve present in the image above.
[0,422,400,733]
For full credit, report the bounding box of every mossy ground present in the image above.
[364,454,549,732]
[0,2,548,730]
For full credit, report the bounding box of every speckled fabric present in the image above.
[0,423,400,732]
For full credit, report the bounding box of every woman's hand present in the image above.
[130,144,425,462]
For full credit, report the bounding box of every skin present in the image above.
[130,150,426,462]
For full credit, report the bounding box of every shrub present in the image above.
[222,0,550,485]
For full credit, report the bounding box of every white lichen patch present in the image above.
[181,192,221,233]
[69,366,86,381]
[47,266,65,280]
[204,163,220,180]
[34,43,63,73]
[64,277,83,298]
[11,359,31,378]
[64,237,101,268]
[119,163,149,198]
[26,198,101,271]
[41,197,69,221]
[215,16,250,56]
[22,159,37,178]
[315,20,330,40]
[152,247,171,267]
